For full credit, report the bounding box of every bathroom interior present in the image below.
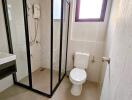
[0,0,132,100]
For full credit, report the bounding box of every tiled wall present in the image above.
[101,0,132,100]
[67,0,111,82]
[39,0,51,69]
[28,0,41,72]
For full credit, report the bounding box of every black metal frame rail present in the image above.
[2,0,70,98]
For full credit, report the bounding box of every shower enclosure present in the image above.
[2,0,70,97]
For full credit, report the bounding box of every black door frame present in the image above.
[2,0,70,98]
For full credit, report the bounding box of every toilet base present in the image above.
[71,84,82,96]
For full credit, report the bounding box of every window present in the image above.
[53,0,61,20]
[75,0,107,22]
[53,0,66,21]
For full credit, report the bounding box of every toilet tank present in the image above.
[74,52,90,69]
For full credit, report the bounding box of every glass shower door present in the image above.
[61,0,70,78]
[31,0,51,94]
[53,0,61,89]
[6,0,30,86]
[2,0,70,97]
[0,0,9,53]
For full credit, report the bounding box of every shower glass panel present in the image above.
[0,1,9,53]
[6,0,29,86]
[61,0,69,78]
[30,0,51,94]
[53,0,61,89]
[2,0,70,97]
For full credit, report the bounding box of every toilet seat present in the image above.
[70,68,87,85]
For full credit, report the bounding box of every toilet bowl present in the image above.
[70,68,87,96]
[69,52,89,96]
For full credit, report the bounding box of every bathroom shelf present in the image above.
[0,52,16,79]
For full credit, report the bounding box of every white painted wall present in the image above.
[67,0,111,82]
[101,0,132,99]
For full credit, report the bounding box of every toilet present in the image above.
[69,52,90,96]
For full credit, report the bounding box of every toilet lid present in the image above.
[70,68,87,82]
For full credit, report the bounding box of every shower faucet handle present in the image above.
[102,57,110,64]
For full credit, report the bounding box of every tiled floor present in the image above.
[20,68,59,94]
[0,77,100,100]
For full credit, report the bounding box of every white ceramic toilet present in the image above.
[69,52,90,96]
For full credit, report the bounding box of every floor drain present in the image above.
[40,68,45,71]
